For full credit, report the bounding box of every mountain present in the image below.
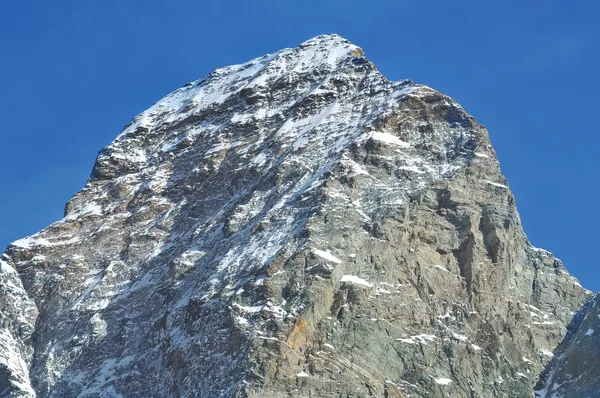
[0,34,592,397]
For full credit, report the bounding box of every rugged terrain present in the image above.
[535,294,600,398]
[0,34,593,397]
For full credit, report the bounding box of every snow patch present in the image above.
[340,275,372,288]
[313,249,342,264]
[486,180,508,189]
[370,131,410,148]
[540,349,555,358]
[397,334,437,345]
[452,333,468,342]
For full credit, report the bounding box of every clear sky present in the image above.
[1,1,599,290]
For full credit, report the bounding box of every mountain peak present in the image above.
[0,35,591,398]
[109,33,367,147]
[298,33,362,53]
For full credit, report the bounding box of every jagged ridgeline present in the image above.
[0,34,594,397]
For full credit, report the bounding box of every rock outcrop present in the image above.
[0,34,592,397]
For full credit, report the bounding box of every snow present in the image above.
[397,334,438,345]
[90,313,108,339]
[11,235,52,248]
[370,131,410,148]
[535,352,565,397]
[452,333,468,342]
[532,321,555,326]
[540,349,555,358]
[75,356,136,397]
[257,336,279,342]
[12,234,82,249]
[113,34,363,148]
[290,34,360,73]
[474,152,489,158]
[434,377,453,385]
[342,155,370,176]
[438,312,456,321]
[233,303,265,313]
[296,371,310,378]
[471,344,482,351]
[313,249,342,264]
[205,141,245,155]
[585,328,594,336]
[0,329,35,396]
[486,180,508,189]
[433,264,450,272]
[399,165,425,174]
[340,275,372,288]
[524,303,542,312]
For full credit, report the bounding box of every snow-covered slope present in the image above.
[0,34,591,397]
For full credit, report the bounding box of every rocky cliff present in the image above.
[535,294,600,398]
[0,34,592,397]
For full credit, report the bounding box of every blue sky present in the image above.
[1,1,599,290]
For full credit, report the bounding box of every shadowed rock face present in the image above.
[0,34,591,397]
[535,294,600,398]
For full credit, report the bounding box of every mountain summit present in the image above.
[0,34,592,397]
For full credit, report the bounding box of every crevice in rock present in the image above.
[453,231,475,297]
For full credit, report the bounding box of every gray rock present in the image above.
[0,34,592,397]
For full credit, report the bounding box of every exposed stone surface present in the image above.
[0,34,592,397]
[535,294,600,397]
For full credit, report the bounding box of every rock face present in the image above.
[535,294,600,398]
[0,34,592,397]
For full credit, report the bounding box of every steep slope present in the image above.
[0,34,590,397]
[535,294,600,398]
